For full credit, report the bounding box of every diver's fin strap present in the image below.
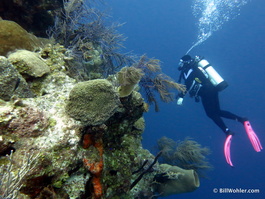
[224,134,233,167]
[244,121,263,152]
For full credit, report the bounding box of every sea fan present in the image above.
[133,55,186,111]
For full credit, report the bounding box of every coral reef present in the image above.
[0,20,41,56]
[0,2,206,198]
[0,41,205,199]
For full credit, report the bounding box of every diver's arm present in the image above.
[177,90,186,105]
[176,72,192,105]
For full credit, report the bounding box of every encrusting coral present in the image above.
[7,106,49,138]
[8,50,51,79]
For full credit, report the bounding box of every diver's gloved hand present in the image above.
[177,97,184,106]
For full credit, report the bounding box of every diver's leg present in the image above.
[201,91,229,134]
[201,90,234,166]
[220,110,247,124]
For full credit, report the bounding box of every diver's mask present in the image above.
[178,59,192,71]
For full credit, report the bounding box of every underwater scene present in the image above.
[0,0,265,198]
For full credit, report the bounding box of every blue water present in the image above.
[107,0,265,198]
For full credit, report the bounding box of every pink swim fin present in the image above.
[244,121,263,152]
[224,134,233,167]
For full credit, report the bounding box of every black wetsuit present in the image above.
[178,59,245,135]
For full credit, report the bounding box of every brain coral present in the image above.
[65,79,120,126]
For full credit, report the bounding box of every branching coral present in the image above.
[47,0,134,80]
[153,74,185,103]
[0,150,39,199]
[133,55,186,111]
[173,137,212,172]
[130,151,162,190]
[158,136,212,177]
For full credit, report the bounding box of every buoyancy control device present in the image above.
[195,56,228,91]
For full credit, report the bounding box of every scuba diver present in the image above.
[177,55,262,166]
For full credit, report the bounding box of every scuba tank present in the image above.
[195,56,228,91]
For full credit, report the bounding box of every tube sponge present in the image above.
[117,66,143,97]
[154,164,200,196]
